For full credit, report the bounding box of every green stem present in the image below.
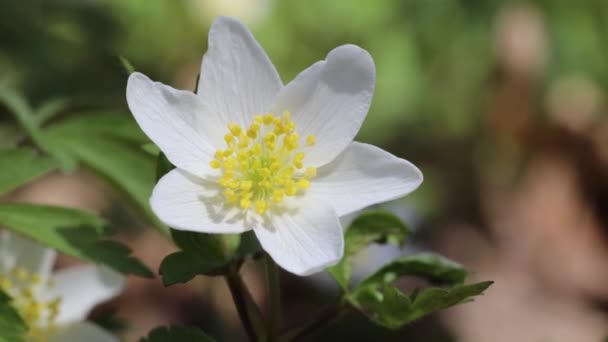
[0,90,44,146]
[225,269,266,342]
[33,98,69,126]
[265,254,281,341]
[0,89,75,170]
[282,297,347,341]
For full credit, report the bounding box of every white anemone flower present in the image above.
[0,231,125,342]
[126,16,423,276]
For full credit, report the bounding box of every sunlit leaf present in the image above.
[0,203,153,277]
[0,148,56,195]
[347,252,492,328]
[352,285,413,329]
[409,281,493,319]
[351,281,492,329]
[328,211,410,290]
[356,253,467,290]
[45,112,168,235]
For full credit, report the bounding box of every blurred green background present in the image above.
[2,0,608,341]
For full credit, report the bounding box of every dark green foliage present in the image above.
[0,290,27,342]
[140,326,216,342]
[0,203,153,277]
[45,112,168,234]
[0,148,56,195]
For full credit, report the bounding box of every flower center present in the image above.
[0,266,62,342]
[209,111,317,214]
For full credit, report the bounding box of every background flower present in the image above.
[0,231,125,342]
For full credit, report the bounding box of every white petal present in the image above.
[0,231,56,279]
[50,321,119,342]
[126,72,217,177]
[271,44,375,167]
[197,16,282,127]
[308,142,423,216]
[254,196,344,276]
[49,265,125,325]
[151,169,252,233]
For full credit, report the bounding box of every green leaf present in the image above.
[0,203,153,277]
[92,310,129,335]
[33,98,69,126]
[47,112,149,143]
[352,281,492,329]
[354,285,414,329]
[409,281,493,319]
[159,225,241,285]
[140,326,215,342]
[142,143,160,156]
[0,290,27,342]
[170,230,240,259]
[0,123,25,148]
[357,253,467,290]
[156,153,243,284]
[159,251,224,286]
[45,112,168,235]
[0,87,75,170]
[160,231,241,285]
[347,252,492,328]
[328,211,411,290]
[0,148,56,195]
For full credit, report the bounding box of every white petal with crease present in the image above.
[0,231,56,280]
[197,16,282,128]
[126,72,217,177]
[151,169,253,233]
[49,265,125,325]
[254,196,343,276]
[271,44,375,167]
[308,142,423,216]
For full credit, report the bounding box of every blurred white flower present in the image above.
[0,232,125,342]
[127,16,423,276]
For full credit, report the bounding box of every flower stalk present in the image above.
[282,297,347,341]
[265,253,281,341]
[225,266,267,342]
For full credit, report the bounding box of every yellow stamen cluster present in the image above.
[210,111,317,214]
[0,267,62,342]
